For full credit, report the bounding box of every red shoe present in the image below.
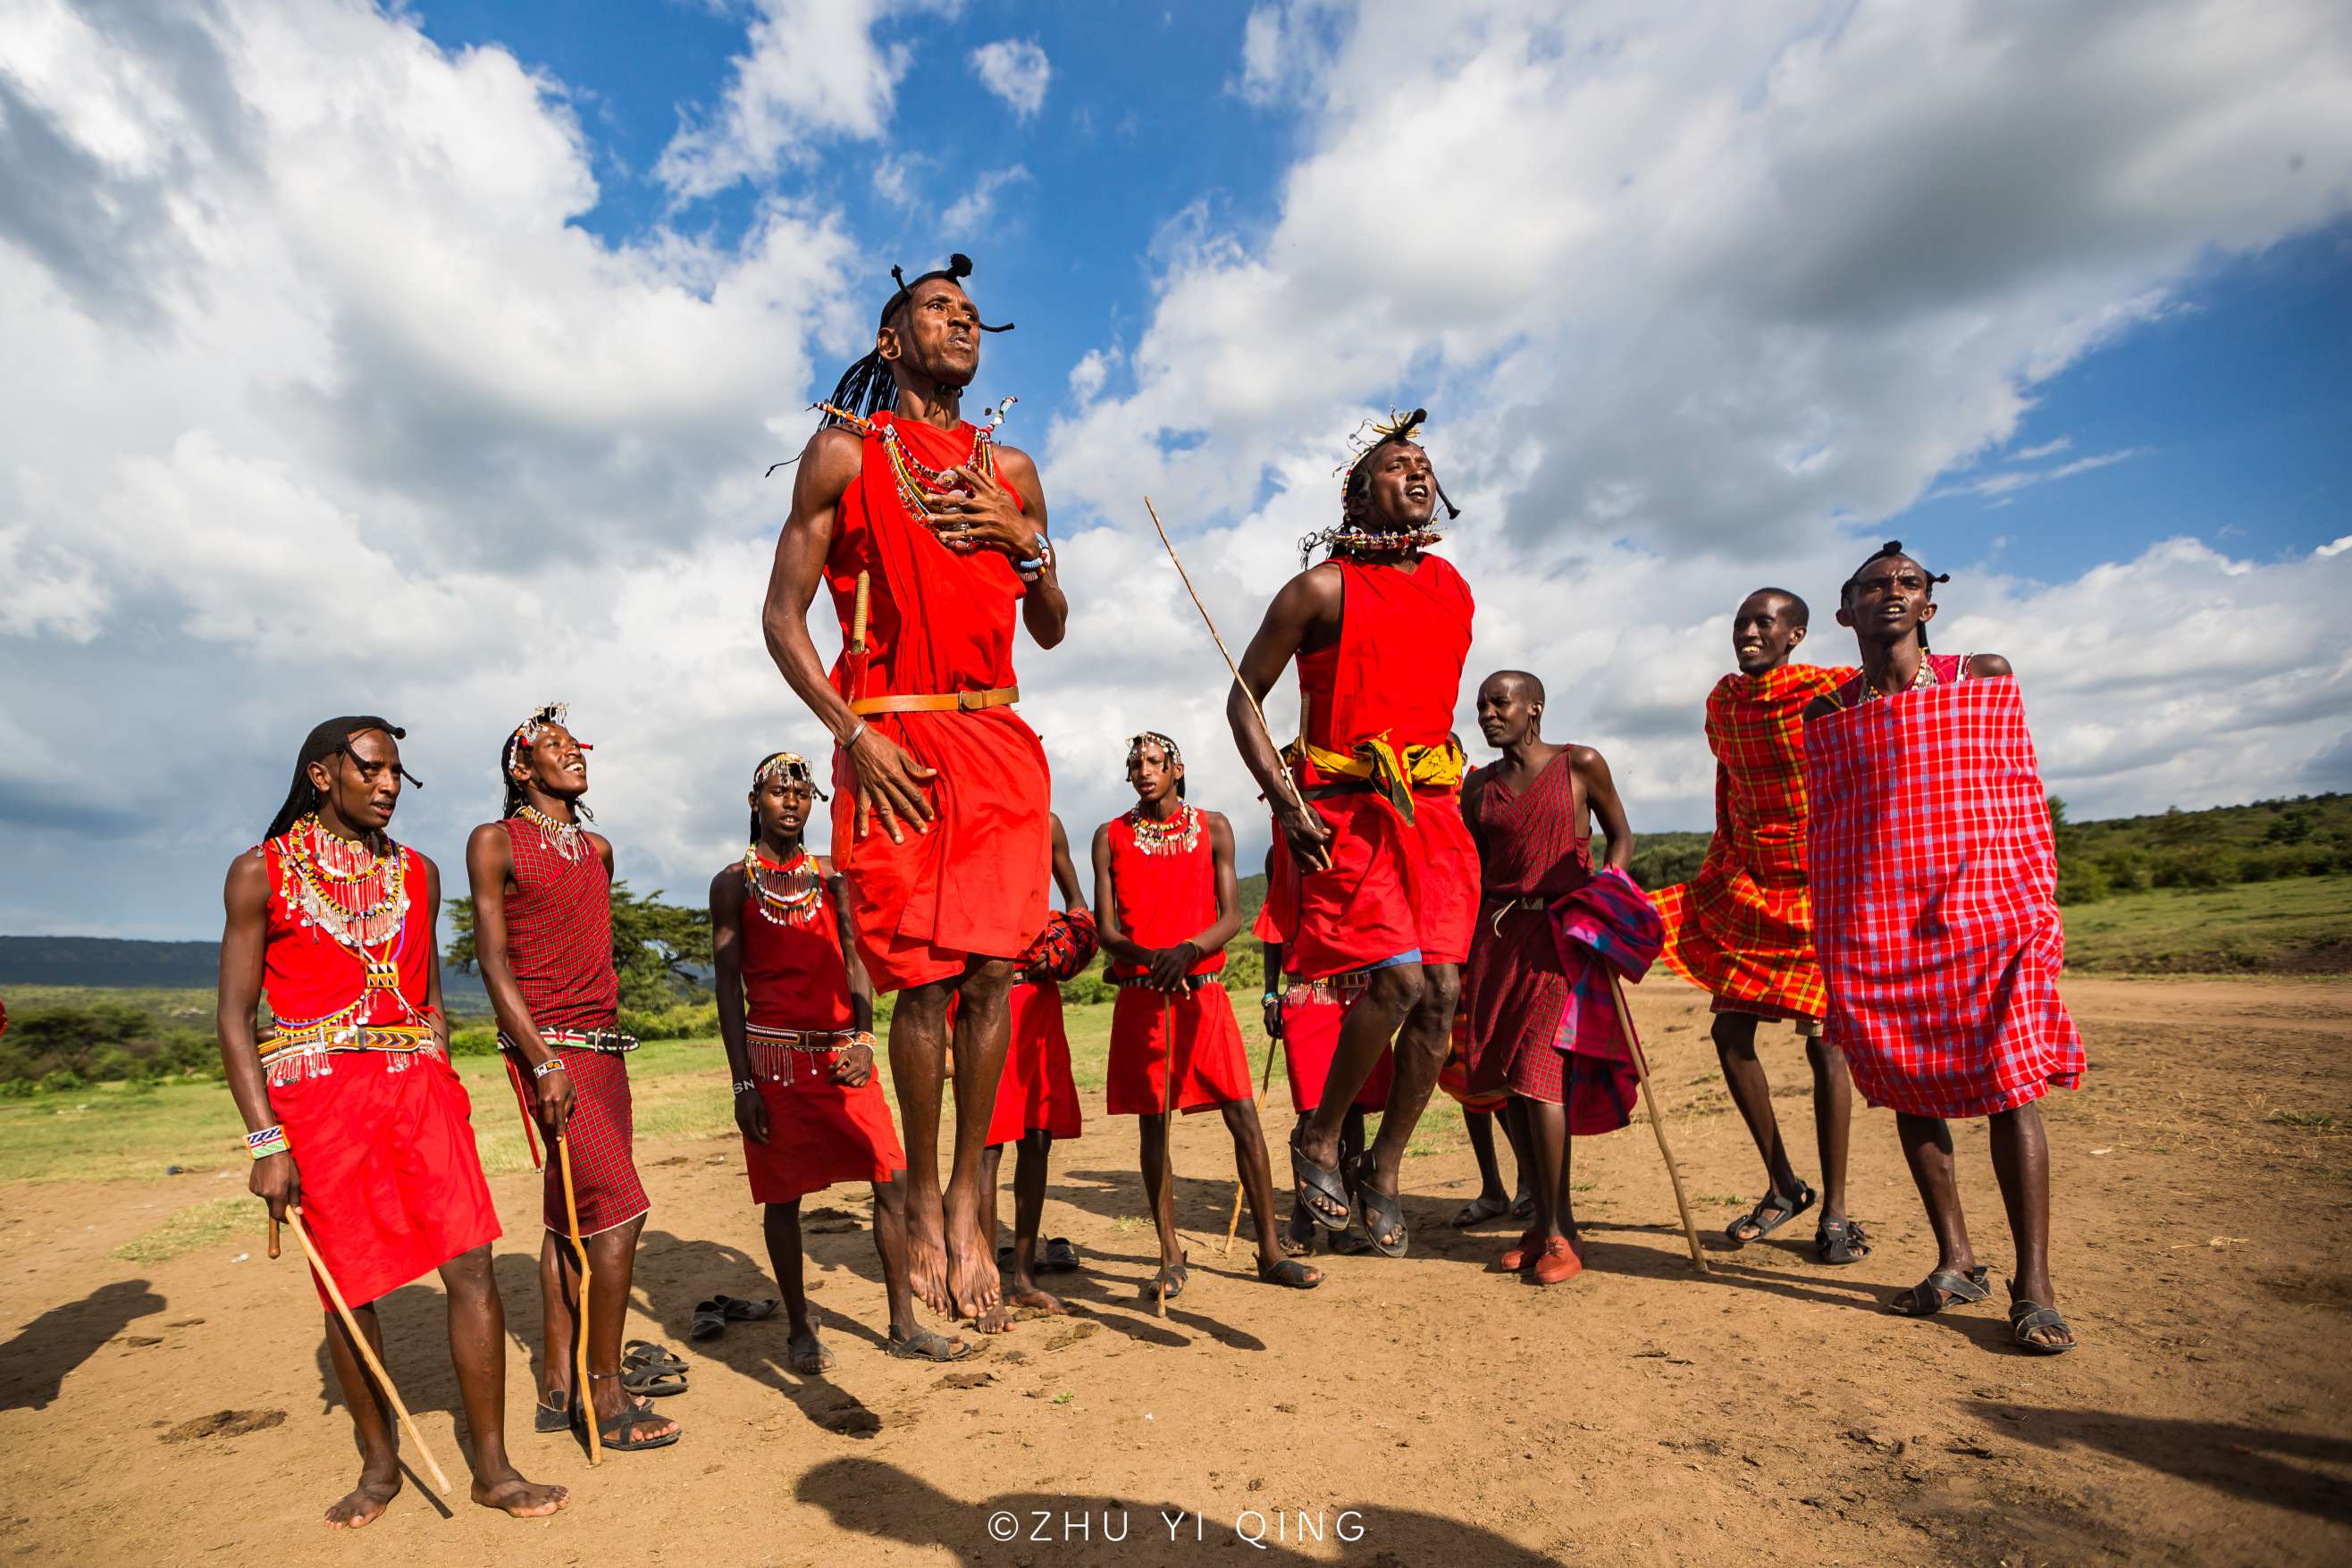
[1532,1235,1584,1287]
[1489,1227,1543,1274]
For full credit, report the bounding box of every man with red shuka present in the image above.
[1653,588,1867,1264]
[973,812,1095,1328]
[466,704,678,1453]
[710,751,970,1367]
[1096,734,1323,1300]
[1805,541,2084,1354]
[220,717,565,1528]
[762,253,1066,1323]
[1231,408,1477,1259]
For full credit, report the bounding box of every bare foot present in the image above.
[472,1472,567,1518]
[943,1192,1001,1318]
[787,1325,836,1374]
[975,1298,1013,1334]
[904,1192,953,1316]
[323,1472,399,1530]
[1006,1280,1071,1315]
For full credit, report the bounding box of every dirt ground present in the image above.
[3,978,2348,1566]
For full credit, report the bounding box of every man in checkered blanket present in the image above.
[1654,588,1867,1265]
[1805,542,2082,1355]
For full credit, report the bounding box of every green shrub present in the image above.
[448,1025,500,1056]
[37,1069,83,1094]
[2151,852,2228,890]
[0,1078,34,1100]
[619,1000,719,1041]
[2054,859,2111,905]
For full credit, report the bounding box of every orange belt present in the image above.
[848,684,1019,717]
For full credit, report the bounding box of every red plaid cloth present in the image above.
[1653,664,1852,1021]
[1016,909,1098,984]
[1804,675,2084,1118]
[502,815,619,1031]
[531,1045,649,1235]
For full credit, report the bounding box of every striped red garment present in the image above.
[1803,675,2084,1119]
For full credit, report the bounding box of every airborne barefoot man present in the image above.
[762,255,1066,1322]
[217,717,564,1527]
[1231,410,1478,1257]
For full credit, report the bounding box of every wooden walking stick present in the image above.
[1604,972,1707,1273]
[1155,988,1180,1319]
[1221,1013,1283,1257]
[285,1206,455,1494]
[557,1128,602,1464]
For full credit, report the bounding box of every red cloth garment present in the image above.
[735,866,903,1203]
[1107,983,1254,1115]
[986,978,1084,1145]
[1805,670,2085,1119]
[259,837,497,1307]
[275,1052,500,1309]
[1256,557,1477,978]
[533,1046,648,1235]
[1653,664,1854,1023]
[1105,806,1226,979]
[501,816,619,1031]
[1278,971,1394,1116]
[1437,1011,1505,1113]
[823,412,1050,990]
[1017,909,1099,984]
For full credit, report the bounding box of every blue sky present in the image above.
[4,0,2350,939]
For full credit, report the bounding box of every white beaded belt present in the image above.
[747,1025,864,1085]
[502,1027,639,1054]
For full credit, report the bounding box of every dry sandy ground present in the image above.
[3,978,2348,1567]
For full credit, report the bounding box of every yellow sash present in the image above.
[1281,733,1466,824]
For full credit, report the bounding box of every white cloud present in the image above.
[2012,437,2074,461]
[941,164,1032,239]
[1929,447,2146,501]
[969,38,1049,120]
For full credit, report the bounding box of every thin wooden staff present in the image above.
[557,1129,602,1464]
[1155,987,1180,1319]
[285,1205,456,1494]
[1221,1004,1283,1257]
[1605,972,1707,1273]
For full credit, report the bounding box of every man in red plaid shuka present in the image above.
[1654,588,1869,1264]
[467,705,679,1451]
[1805,543,2083,1355]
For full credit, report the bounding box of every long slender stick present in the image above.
[558,1132,602,1464]
[1607,972,1707,1273]
[1222,1013,1282,1257]
[287,1206,455,1494]
[1143,499,1306,816]
[1156,989,1180,1319]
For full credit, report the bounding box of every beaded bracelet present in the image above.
[533,1058,568,1079]
[848,1032,877,1052]
[731,1079,758,1097]
[245,1124,285,1150]
[248,1132,290,1161]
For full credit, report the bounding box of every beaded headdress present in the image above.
[1125,731,1187,800]
[500,701,592,825]
[751,750,827,801]
[1298,406,1460,566]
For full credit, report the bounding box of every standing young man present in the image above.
[1230,410,1476,1258]
[975,812,1095,1325]
[466,704,678,1452]
[219,717,564,1527]
[710,752,967,1366]
[761,254,1065,1322]
[1459,673,1640,1286]
[1095,734,1323,1297]
[1806,541,2083,1353]
[1655,589,1866,1262]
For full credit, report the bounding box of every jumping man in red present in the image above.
[466,704,678,1452]
[710,752,968,1366]
[763,255,1065,1322]
[1231,409,1476,1257]
[218,717,564,1527]
[975,811,1095,1326]
[1096,734,1323,1298]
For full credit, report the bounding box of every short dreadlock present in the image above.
[1840,541,1950,651]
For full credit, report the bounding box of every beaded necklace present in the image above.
[1297,524,1443,567]
[880,421,997,529]
[744,843,825,927]
[278,815,408,951]
[1127,802,1201,857]
[517,801,590,864]
[1860,653,1940,704]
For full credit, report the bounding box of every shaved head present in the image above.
[1484,669,1545,705]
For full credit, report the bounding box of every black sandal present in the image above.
[1889,1266,1991,1316]
[1726,1181,1816,1245]
[2008,1295,2077,1355]
[621,1362,688,1398]
[1290,1125,1351,1233]
[533,1387,572,1434]
[593,1394,681,1452]
[1351,1153,1408,1258]
[885,1327,968,1362]
[1040,1237,1081,1274]
[1815,1216,1870,1265]
[1256,1256,1322,1289]
[1141,1260,1190,1302]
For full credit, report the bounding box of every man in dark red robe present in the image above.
[760,255,1066,1321]
[1230,410,1475,1259]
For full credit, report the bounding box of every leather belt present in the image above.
[848,684,1019,717]
[1115,973,1214,993]
[504,1027,639,1054]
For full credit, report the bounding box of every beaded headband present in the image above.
[752,750,828,801]
[1125,731,1182,773]
[504,702,588,776]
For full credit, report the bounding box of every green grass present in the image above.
[0,984,217,1020]
[110,1196,255,1263]
[2061,875,2352,975]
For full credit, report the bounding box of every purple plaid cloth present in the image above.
[1541,867,1661,1065]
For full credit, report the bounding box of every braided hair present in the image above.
[500,702,593,822]
[818,253,1015,431]
[1840,540,1949,651]
[265,716,419,843]
[747,750,827,842]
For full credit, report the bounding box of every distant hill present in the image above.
[0,935,490,1008]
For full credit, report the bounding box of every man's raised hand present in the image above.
[846,728,937,843]
[929,464,1041,563]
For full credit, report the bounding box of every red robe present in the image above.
[824,413,1051,991]
[985,979,1083,1145]
[1254,555,1478,977]
[735,861,904,1204]
[258,834,498,1309]
[1103,808,1254,1116]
